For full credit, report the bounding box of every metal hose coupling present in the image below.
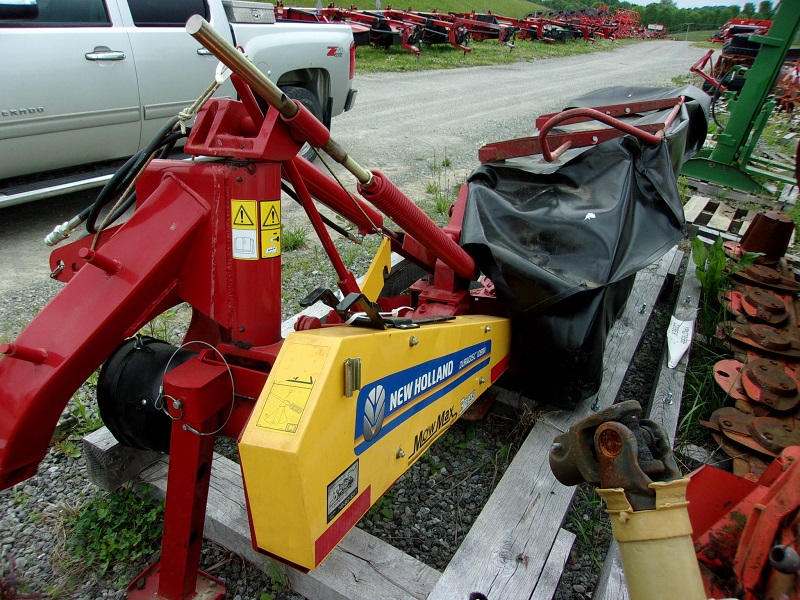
[45,213,87,246]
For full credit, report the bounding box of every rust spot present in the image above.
[598,428,623,457]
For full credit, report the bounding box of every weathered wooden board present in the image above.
[138,452,441,600]
[83,427,160,492]
[530,528,576,600]
[683,195,711,223]
[706,201,738,232]
[427,247,677,600]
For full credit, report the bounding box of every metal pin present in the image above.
[684,295,692,305]
[639,303,647,314]
[664,392,673,405]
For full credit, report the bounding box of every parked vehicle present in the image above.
[0,0,357,207]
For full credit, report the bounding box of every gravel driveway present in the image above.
[0,40,707,599]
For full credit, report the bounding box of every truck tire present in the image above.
[282,85,325,162]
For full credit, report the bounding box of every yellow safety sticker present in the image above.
[256,380,312,433]
[260,200,281,259]
[231,199,258,260]
[255,343,328,433]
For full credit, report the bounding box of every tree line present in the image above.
[536,0,775,34]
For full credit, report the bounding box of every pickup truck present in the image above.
[0,0,357,208]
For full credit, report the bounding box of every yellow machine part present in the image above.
[239,315,511,569]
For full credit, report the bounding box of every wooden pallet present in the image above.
[683,194,756,237]
[83,247,682,600]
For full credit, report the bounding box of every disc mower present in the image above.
[0,15,705,599]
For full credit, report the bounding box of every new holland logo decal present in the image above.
[353,341,491,454]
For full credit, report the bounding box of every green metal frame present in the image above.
[682,1,800,193]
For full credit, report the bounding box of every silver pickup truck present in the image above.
[0,0,357,207]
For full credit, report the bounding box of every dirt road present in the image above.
[0,40,706,298]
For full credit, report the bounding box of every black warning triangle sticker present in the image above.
[234,205,255,226]
[263,206,279,227]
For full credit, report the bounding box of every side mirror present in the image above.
[0,0,38,20]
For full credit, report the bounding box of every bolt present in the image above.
[484,326,492,333]
[409,336,419,347]
[172,399,182,410]
[396,448,406,459]
[479,377,486,384]
[639,303,647,314]
[598,428,623,457]
[684,295,692,305]
[664,392,674,405]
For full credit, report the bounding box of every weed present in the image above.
[368,491,397,521]
[691,236,760,338]
[1,552,43,599]
[264,561,288,592]
[565,485,611,567]
[423,452,445,474]
[59,486,164,582]
[53,439,81,459]
[282,226,308,251]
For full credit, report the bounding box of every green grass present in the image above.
[355,37,639,73]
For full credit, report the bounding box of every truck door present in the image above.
[0,0,141,180]
[118,0,235,147]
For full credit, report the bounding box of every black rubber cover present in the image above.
[461,86,709,408]
[98,336,195,453]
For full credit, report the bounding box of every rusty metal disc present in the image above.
[713,359,748,401]
[741,288,788,325]
[741,358,800,412]
[746,417,800,454]
[748,324,793,351]
[735,264,800,292]
[708,407,778,457]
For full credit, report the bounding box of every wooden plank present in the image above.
[738,210,756,236]
[706,201,737,232]
[530,528,576,600]
[83,427,161,492]
[682,195,711,223]
[427,248,677,600]
[593,543,627,600]
[138,451,440,600]
[595,250,700,600]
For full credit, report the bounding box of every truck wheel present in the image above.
[282,85,325,162]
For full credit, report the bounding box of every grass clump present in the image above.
[57,487,164,587]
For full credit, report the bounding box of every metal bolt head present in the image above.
[172,399,182,410]
[396,448,406,459]
[409,336,419,347]
[484,326,492,333]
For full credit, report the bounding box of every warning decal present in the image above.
[231,200,258,260]
[260,200,281,258]
[255,379,313,433]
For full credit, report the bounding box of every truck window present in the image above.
[0,0,110,26]
[126,0,208,27]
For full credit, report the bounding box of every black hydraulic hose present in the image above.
[102,131,186,226]
[84,117,184,233]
